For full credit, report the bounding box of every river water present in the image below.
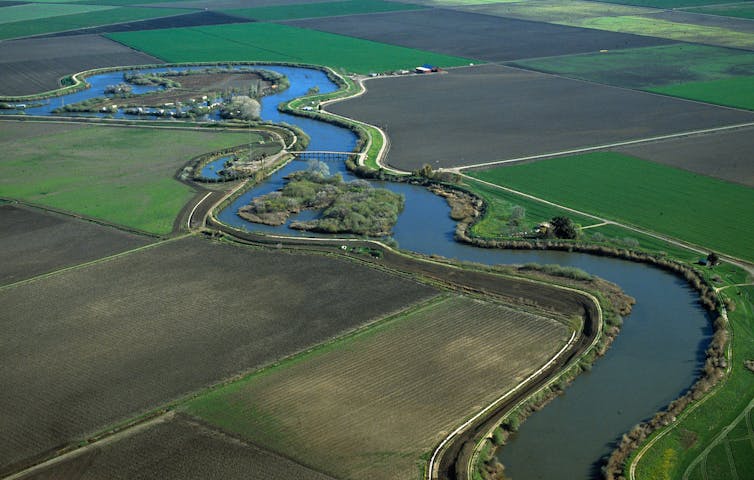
[11,64,711,479]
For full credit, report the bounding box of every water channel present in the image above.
[12,64,711,479]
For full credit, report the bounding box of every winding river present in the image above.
[10,65,711,479]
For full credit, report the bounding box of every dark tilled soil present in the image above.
[0,35,163,95]
[0,236,437,474]
[616,126,754,187]
[38,11,254,39]
[22,414,335,480]
[285,8,673,62]
[0,204,152,286]
[328,64,754,171]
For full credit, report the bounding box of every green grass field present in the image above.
[635,286,754,480]
[468,152,754,262]
[561,15,754,50]
[185,294,569,480]
[464,178,701,261]
[226,0,423,21]
[686,3,754,20]
[0,122,265,234]
[510,44,754,89]
[648,76,754,110]
[464,178,599,237]
[108,23,475,74]
[0,3,113,24]
[0,6,188,40]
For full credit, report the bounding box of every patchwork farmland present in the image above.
[0,236,437,474]
[468,152,754,262]
[2,0,754,479]
[328,64,754,171]
[0,121,272,234]
[185,295,571,480]
[0,203,151,285]
[21,414,336,480]
[287,8,672,62]
[0,35,163,95]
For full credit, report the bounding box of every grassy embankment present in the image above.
[0,6,189,40]
[467,152,754,263]
[0,122,267,235]
[107,22,475,75]
[510,44,754,110]
[283,73,386,171]
[183,294,570,480]
[633,286,754,480]
[225,0,424,21]
[463,153,754,479]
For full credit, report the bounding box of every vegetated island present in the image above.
[52,67,287,119]
[238,162,404,236]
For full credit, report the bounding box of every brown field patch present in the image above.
[0,35,163,95]
[0,236,437,475]
[22,414,335,480]
[328,64,754,171]
[615,126,754,187]
[186,295,570,480]
[0,203,152,286]
[285,8,672,62]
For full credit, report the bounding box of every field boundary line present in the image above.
[0,234,190,292]
[429,331,577,479]
[1,412,176,480]
[428,280,604,480]
[452,122,754,172]
[187,191,213,230]
[7,9,197,43]
[498,62,754,115]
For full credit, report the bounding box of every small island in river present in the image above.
[238,162,404,236]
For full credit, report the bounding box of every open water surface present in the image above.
[15,64,711,480]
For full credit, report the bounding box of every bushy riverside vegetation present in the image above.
[469,153,754,262]
[630,285,754,480]
[471,269,634,480]
[457,166,753,480]
[238,164,404,236]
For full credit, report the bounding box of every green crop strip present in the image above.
[0,6,188,40]
[108,23,475,74]
[226,0,424,21]
[468,152,754,262]
[647,76,754,111]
